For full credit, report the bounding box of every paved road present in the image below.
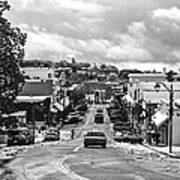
[2,104,180,180]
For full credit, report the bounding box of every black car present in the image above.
[94,113,104,123]
[113,122,132,132]
[44,131,60,141]
[6,128,34,146]
[84,131,107,148]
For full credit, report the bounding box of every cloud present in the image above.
[127,22,147,35]
[106,22,153,62]
[107,45,152,61]
[151,7,180,32]
[20,23,110,62]
[7,0,180,70]
[21,25,82,60]
[152,7,180,24]
[10,0,109,15]
[149,6,180,53]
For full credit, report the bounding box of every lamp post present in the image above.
[154,82,173,153]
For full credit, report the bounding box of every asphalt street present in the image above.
[2,104,180,180]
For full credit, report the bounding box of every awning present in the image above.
[60,97,70,107]
[2,111,27,118]
[152,111,168,127]
[53,102,64,111]
[122,94,134,104]
[9,111,26,117]
[15,96,50,103]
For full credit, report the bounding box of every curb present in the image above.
[142,144,180,159]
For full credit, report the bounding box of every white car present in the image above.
[0,148,18,161]
[2,147,18,155]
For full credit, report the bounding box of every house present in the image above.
[108,72,118,81]
[15,79,54,127]
[54,67,72,78]
[77,67,90,75]
[82,81,120,102]
[128,81,180,145]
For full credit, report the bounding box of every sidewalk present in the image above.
[143,144,180,159]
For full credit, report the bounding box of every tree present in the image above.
[20,59,53,68]
[100,64,106,70]
[0,1,27,113]
[69,87,85,106]
[119,69,142,80]
[166,70,176,82]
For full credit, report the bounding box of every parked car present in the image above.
[65,111,83,124]
[0,149,16,162]
[94,113,104,124]
[0,134,8,147]
[44,131,60,141]
[114,131,143,144]
[75,103,88,111]
[48,127,60,135]
[96,108,103,113]
[84,131,107,148]
[5,128,34,146]
[113,122,132,132]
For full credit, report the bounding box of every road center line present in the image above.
[73,145,83,152]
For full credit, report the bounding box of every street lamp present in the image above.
[154,82,173,153]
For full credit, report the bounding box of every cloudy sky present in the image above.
[5,0,180,70]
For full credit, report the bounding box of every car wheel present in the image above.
[103,144,106,148]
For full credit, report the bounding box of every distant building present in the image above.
[97,73,106,81]
[108,72,118,81]
[128,73,166,83]
[82,81,119,101]
[21,67,54,80]
[54,67,72,78]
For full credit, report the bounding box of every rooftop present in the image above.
[19,80,53,96]
[128,73,166,78]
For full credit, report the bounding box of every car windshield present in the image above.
[86,132,105,137]
[115,123,124,126]
[46,132,57,135]
[96,114,103,116]
[115,122,131,126]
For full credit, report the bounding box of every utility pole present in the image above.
[31,103,36,144]
[154,82,174,153]
[169,84,173,153]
